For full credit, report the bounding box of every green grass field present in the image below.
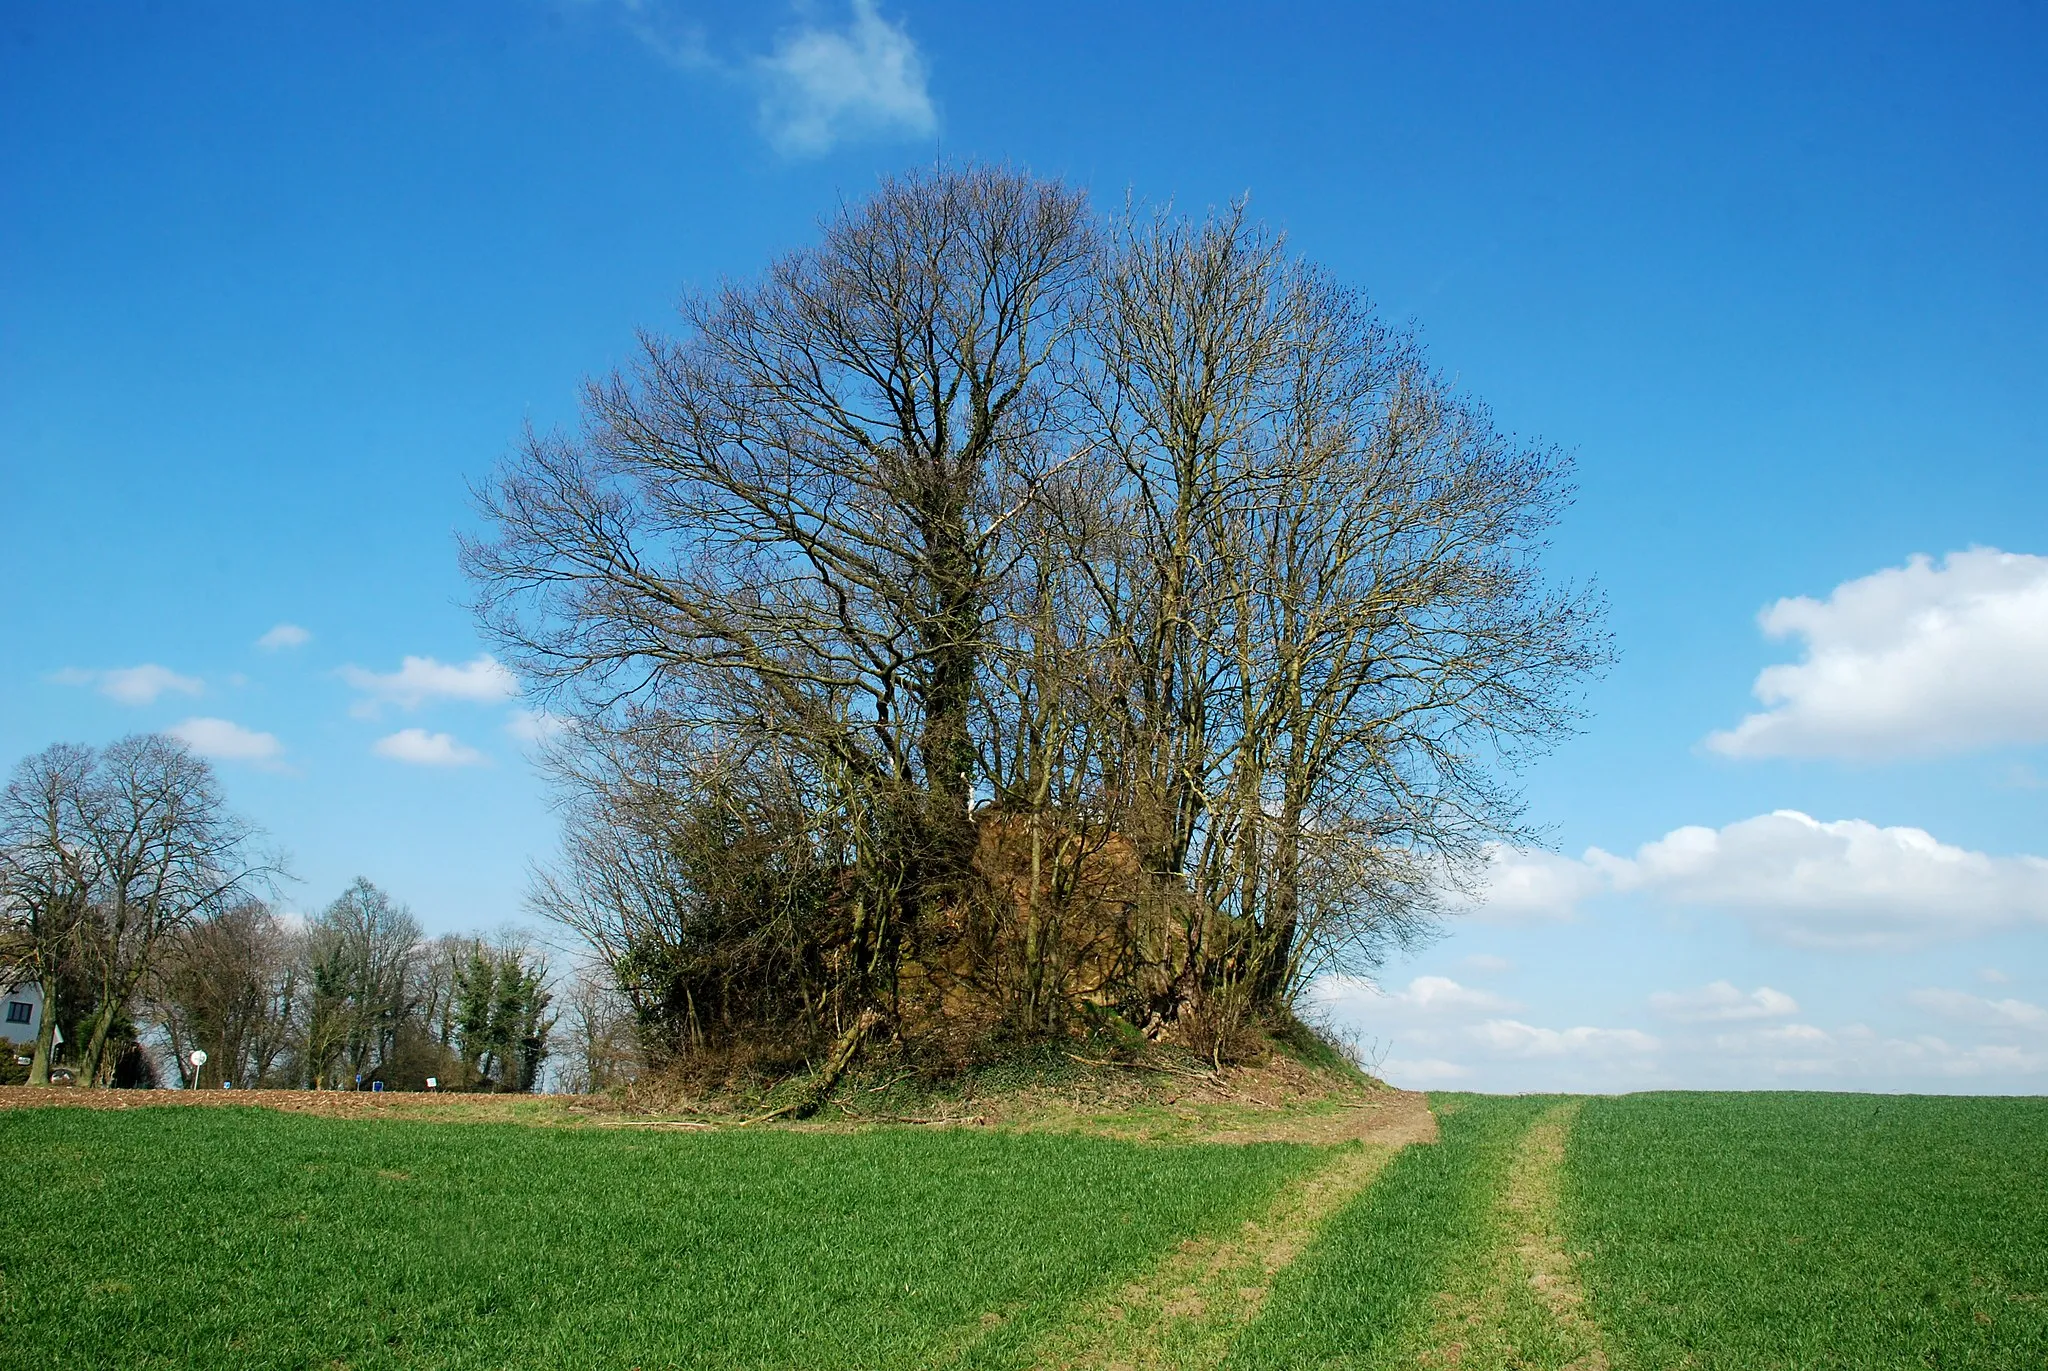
[1567,1093,2048,1370]
[1223,1093,1567,1370]
[1226,1092,2048,1370]
[0,1106,1313,1369]
[3,1091,2043,1370]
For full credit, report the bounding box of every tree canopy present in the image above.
[466,164,1609,1083]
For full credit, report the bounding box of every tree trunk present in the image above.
[26,984,55,1086]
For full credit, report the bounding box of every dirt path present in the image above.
[1013,1093,1434,1370]
[1417,1099,1608,1371]
[0,1085,582,1125]
[1503,1101,1608,1370]
[0,1075,1437,1146]
[1012,1095,1612,1371]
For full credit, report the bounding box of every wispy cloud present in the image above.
[168,717,285,769]
[52,663,205,706]
[1650,981,1800,1022]
[599,0,712,69]
[1447,845,1609,924]
[373,728,488,768]
[1318,968,2047,1093]
[582,1,935,156]
[1470,1020,1661,1059]
[506,708,568,744]
[256,623,311,651]
[1908,987,2048,1032]
[342,654,519,716]
[755,0,936,156]
[1312,974,1520,1017]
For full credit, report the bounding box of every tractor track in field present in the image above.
[1017,1094,1614,1371]
[1418,1098,1608,1371]
[1012,1094,1435,1370]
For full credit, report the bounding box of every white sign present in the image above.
[189,1049,208,1068]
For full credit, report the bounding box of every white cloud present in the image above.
[1380,1057,1472,1084]
[1730,1022,1833,1048]
[1450,844,1613,924]
[1312,974,1520,1017]
[342,655,519,715]
[1707,548,2048,759]
[1770,1025,2046,1079]
[506,708,568,744]
[756,0,935,156]
[1470,1019,1661,1058]
[54,663,204,706]
[1464,953,1514,974]
[1461,811,2048,949]
[1650,980,1800,1022]
[1999,763,2044,790]
[256,623,311,651]
[1387,975,1520,1014]
[1618,811,2048,948]
[1908,988,2048,1032]
[1980,967,2012,984]
[373,729,488,768]
[168,717,284,767]
[597,0,713,70]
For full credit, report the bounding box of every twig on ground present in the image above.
[592,1119,717,1129]
[865,1070,918,1094]
[1065,1052,1236,1093]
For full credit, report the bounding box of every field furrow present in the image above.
[1016,1140,1405,1371]
[1411,1097,1607,1371]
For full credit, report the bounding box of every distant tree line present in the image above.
[466,163,1609,1089]
[0,736,556,1090]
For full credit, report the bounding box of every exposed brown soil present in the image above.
[0,1052,1430,1147]
[802,1048,1438,1146]
[0,1085,583,1125]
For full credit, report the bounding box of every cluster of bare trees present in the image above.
[145,878,557,1091]
[0,736,270,1085]
[1,737,556,1090]
[466,164,1608,1077]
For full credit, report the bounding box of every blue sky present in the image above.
[4,1,2044,1092]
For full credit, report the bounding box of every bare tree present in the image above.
[468,164,1097,1037]
[0,745,99,1084]
[24,736,276,1086]
[1070,205,1607,1031]
[473,166,1608,1076]
[147,899,302,1087]
[557,966,641,1093]
[302,878,420,1089]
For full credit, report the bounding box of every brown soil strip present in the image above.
[1015,1094,1434,1370]
[891,1060,1439,1147]
[0,1085,581,1124]
[0,1073,1434,1147]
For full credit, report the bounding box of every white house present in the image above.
[2,980,44,1049]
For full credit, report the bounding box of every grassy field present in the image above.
[1567,1092,2048,1370]
[1226,1091,2048,1371]
[1224,1094,1589,1371]
[3,1090,2043,1369]
[0,1104,1313,1370]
